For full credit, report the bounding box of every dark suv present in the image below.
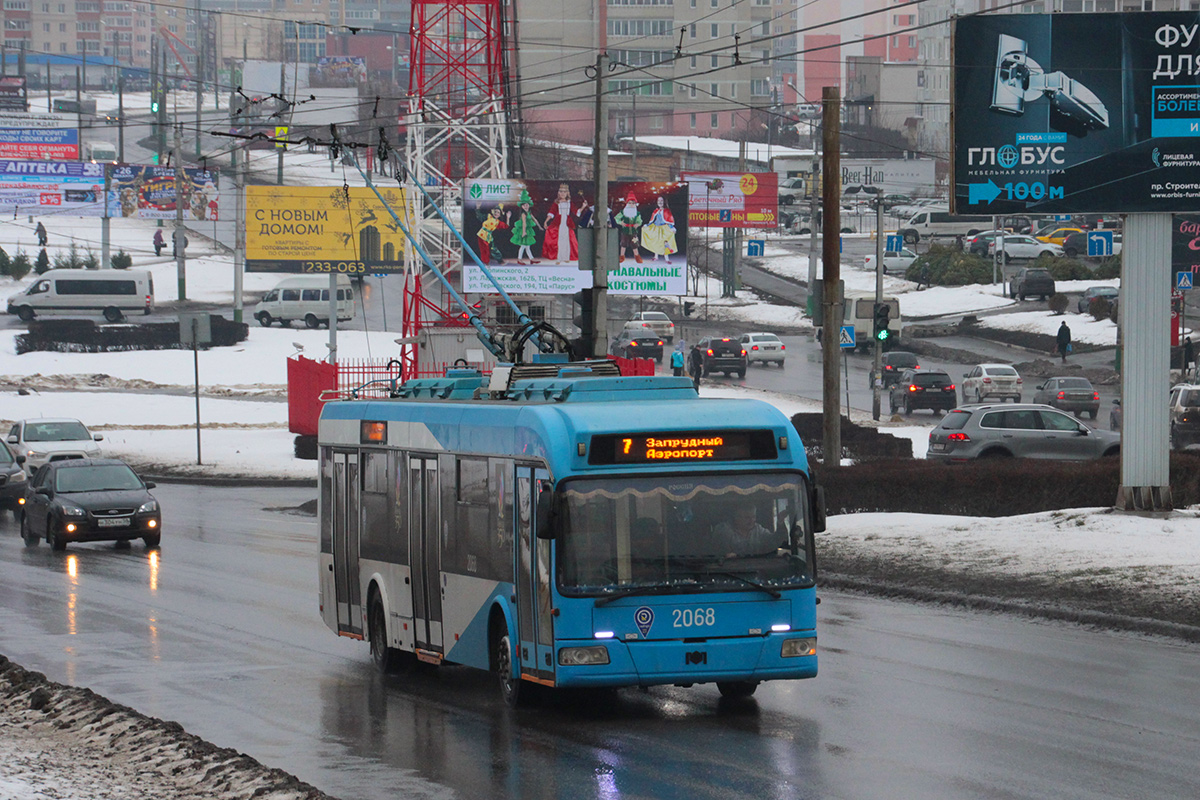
[696,336,748,378]
[878,350,920,388]
[889,369,957,415]
[1169,384,1200,450]
[1009,267,1056,301]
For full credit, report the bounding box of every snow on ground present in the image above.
[980,307,1118,346]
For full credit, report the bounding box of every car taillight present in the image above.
[884,365,893,371]
[945,384,956,391]
[1093,392,1100,400]
[947,433,971,441]
[1057,391,1066,399]
[629,341,638,346]
[1016,377,1023,384]
[908,384,919,392]
[707,349,714,356]
[780,345,785,351]
[657,340,664,346]
[752,345,759,350]
[740,349,747,356]
[982,377,992,383]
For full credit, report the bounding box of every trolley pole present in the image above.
[872,198,884,420]
[820,86,842,464]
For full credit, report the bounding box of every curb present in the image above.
[143,473,317,489]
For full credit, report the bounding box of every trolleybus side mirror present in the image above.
[811,486,826,533]
[536,487,557,540]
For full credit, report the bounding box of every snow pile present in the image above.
[0,655,336,800]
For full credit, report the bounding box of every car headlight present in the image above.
[558,645,610,666]
[26,450,45,459]
[138,500,159,513]
[59,503,87,517]
[781,638,816,658]
[9,470,25,483]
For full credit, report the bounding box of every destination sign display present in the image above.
[588,430,777,464]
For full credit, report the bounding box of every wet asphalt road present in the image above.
[1,485,1198,800]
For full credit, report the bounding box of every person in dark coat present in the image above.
[1184,336,1195,382]
[688,344,703,391]
[1056,321,1072,362]
[35,222,47,247]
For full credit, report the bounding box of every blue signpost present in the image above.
[839,325,856,349]
[1178,271,1194,291]
[747,239,765,257]
[886,234,903,252]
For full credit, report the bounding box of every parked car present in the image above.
[966,230,1010,256]
[990,234,1063,262]
[927,404,1121,462]
[879,350,920,388]
[696,336,747,378]
[961,364,1023,404]
[1077,286,1120,314]
[21,458,161,550]
[739,332,786,367]
[0,441,27,515]
[881,194,912,210]
[1009,267,1056,301]
[1032,377,1101,419]
[777,176,808,205]
[1169,384,1200,450]
[6,418,103,476]
[1063,231,1123,259]
[863,248,918,274]
[1035,227,1084,246]
[888,369,957,415]
[611,328,665,362]
[628,311,675,343]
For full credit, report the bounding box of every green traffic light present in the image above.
[876,329,890,341]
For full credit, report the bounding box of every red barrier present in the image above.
[287,356,337,436]
[611,356,656,376]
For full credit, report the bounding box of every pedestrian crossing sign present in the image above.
[839,325,856,348]
[1178,271,1194,291]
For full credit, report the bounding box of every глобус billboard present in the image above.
[953,12,1200,215]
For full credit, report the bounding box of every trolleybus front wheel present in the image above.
[717,680,759,698]
[494,632,528,707]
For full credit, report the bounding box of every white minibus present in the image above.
[6,269,154,322]
[254,275,356,329]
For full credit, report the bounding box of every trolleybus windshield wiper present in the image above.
[593,584,676,607]
[704,571,782,599]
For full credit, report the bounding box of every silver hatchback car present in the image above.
[927,404,1121,462]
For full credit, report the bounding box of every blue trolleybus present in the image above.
[317,362,824,704]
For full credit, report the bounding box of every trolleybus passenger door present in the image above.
[332,450,363,636]
[516,467,556,683]
[408,456,443,651]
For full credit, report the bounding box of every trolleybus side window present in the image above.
[319,447,333,553]
[491,458,514,573]
[450,457,490,575]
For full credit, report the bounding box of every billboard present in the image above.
[953,12,1200,214]
[682,172,778,228]
[462,179,688,295]
[314,57,368,86]
[1172,214,1200,277]
[245,185,410,274]
[106,165,220,221]
[0,111,78,159]
[0,160,106,216]
[0,76,29,112]
[840,159,936,197]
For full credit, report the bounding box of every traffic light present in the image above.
[873,302,892,342]
[683,301,695,317]
[150,97,159,114]
[572,289,595,357]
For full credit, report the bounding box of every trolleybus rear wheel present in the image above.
[369,596,406,674]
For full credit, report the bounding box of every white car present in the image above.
[628,311,675,343]
[6,418,103,475]
[738,332,786,366]
[863,248,918,275]
[960,364,1024,405]
[989,234,1064,262]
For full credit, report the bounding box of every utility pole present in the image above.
[820,86,842,466]
[872,198,884,420]
[46,61,51,112]
[174,100,187,300]
[591,52,610,358]
[233,148,247,323]
[277,61,286,185]
[117,72,125,162]
[194,0,202,159]
[101,167,111,269]
[806,127,820,317]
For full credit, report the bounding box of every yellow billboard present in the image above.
[245,185,410,273]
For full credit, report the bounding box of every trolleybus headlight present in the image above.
[558,645,611,666]
[781,638,816,658]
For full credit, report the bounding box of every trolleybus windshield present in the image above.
[557,473,814,597]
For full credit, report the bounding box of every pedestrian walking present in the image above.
[35,222,47,247]
[688,344,703,391]
[153,229,165,257]
[670,347,685,377]
[1056,320,1072,363]
[1184,336,1195,382]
